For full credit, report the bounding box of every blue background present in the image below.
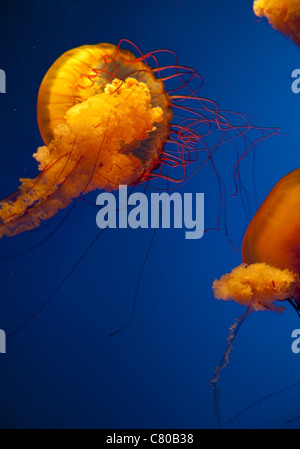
[0,0,300,429]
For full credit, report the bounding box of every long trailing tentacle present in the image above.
[210,308,251,428]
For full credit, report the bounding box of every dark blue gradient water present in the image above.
[0,0,300,429]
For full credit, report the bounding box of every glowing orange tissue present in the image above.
[213,168,300,312]
[0,43,172,237]
[253,0,300,47]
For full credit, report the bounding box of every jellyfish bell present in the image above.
[213,168,300,312]
[242,168,300,273]
[253,0,300,47]
[242,167,300,305]
[37,43,172,147]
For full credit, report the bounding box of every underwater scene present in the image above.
[1,0,300,430]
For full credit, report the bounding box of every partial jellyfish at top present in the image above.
[0,40,277,242]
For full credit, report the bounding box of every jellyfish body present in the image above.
[213,262,298,312]
[0,40,277,239]
[213,168,300,311]
[253,0,300,47]
[214,1,300,310]
[0,43,173,238]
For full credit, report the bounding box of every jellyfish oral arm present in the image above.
[213,263,298,312]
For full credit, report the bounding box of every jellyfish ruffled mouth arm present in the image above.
[210,261,298,427]
[212,262,299,313]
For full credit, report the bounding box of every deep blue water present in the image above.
[0,0,300,429]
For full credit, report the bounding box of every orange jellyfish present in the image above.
[214,167,300,312]
[211,169,300,427]
[213,166,300,310]
[0,40,277,241]
[253,0,300,47]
